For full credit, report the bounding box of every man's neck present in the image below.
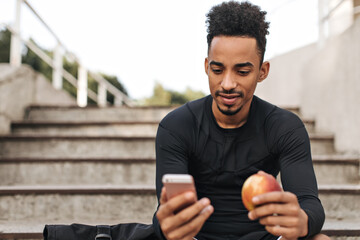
[211,98,253,129]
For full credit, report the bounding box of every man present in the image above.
[152,1,329,239]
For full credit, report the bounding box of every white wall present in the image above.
[256,43,317,107]
[302,16,360,153]
[328,0,354,37]
[255,17,360,154]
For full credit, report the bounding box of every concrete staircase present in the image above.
[0,105,359,240]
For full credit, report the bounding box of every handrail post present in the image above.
[77,64,88,107]
[98,82,107,107]
[10,0,22,67]
[52,44,63,89]
[114,95,123,106]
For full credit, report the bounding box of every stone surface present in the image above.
[0,136,155,159]
[313,155,360,185]
[0,190,156,223]
[0,115,11,135]
[0,64,75,135]
[0,159,156,186]
[308,133,335,155]
[25,106,175,123]
[11,122,159,137]
[319,184,360,221]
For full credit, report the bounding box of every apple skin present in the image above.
[241,171,282,211]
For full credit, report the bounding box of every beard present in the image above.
[216,104,243,116]
[215,90,244,116]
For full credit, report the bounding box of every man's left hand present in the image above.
[248,191,308,240]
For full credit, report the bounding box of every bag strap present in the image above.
[95,225,112,240]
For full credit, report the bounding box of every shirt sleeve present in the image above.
[275,126,325,238]
[152,123,191,240]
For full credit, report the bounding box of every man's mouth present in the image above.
[218,93,242,106]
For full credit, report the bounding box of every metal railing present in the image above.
[7,0,133,107]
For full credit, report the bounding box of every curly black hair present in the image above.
[206,1,270,64]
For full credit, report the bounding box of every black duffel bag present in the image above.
[43,223,158,240]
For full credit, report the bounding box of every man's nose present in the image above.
[220,72,236,90]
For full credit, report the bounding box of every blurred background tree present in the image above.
[0,29,11,62]
[143,81,205,106]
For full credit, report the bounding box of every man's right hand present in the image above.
[156,187,214,240]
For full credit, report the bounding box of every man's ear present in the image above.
[258,61,270,83]
[204,57,209,76]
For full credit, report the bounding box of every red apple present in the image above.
[241,171,282,211]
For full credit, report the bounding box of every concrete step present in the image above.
[1,185,359,239]
[313,155,360,185]
[25,105,175,122]
[25,105,302,122]
[0,136,155,158]
[0,158,156,186]
[308,132,335,154]
[1,155,358,186]
[322,218,360,240]
[10,121,159,137]
[23,105,316,131]
[319,184,360,221]
[0,132,334,159]
[1,184,358,222]
[10,119,315,137]
[0,185,157,223]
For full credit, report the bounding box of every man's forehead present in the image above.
[209,36,257,53]
[208,36,260,66]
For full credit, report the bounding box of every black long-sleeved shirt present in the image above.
[152,95,325,240]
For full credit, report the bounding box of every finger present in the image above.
[183,235,199,240]
[163,198,211,233]
[252,191,296,206]
[173,198,211,224]
[180,235,197,240]
[259,215,300,228]
[160,187,168,205]
[249,202,300,220]
[265,225,299,240]
[167,205,214,240]
[157,191,197,220]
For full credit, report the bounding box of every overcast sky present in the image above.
[0,0,318,100]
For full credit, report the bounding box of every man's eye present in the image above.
[212,69,223,74]
[238,71,250,75]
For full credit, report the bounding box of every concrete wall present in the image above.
[256,43,318,107]
[301,16,360,154]
[328,0,354,37]
[256,17,360,154]
[0,64,76,134]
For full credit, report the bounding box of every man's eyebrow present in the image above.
[209,61,224,67]
[235,62,254,68]
[209,61,254,68]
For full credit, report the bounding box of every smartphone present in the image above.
[162,174,197,200]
